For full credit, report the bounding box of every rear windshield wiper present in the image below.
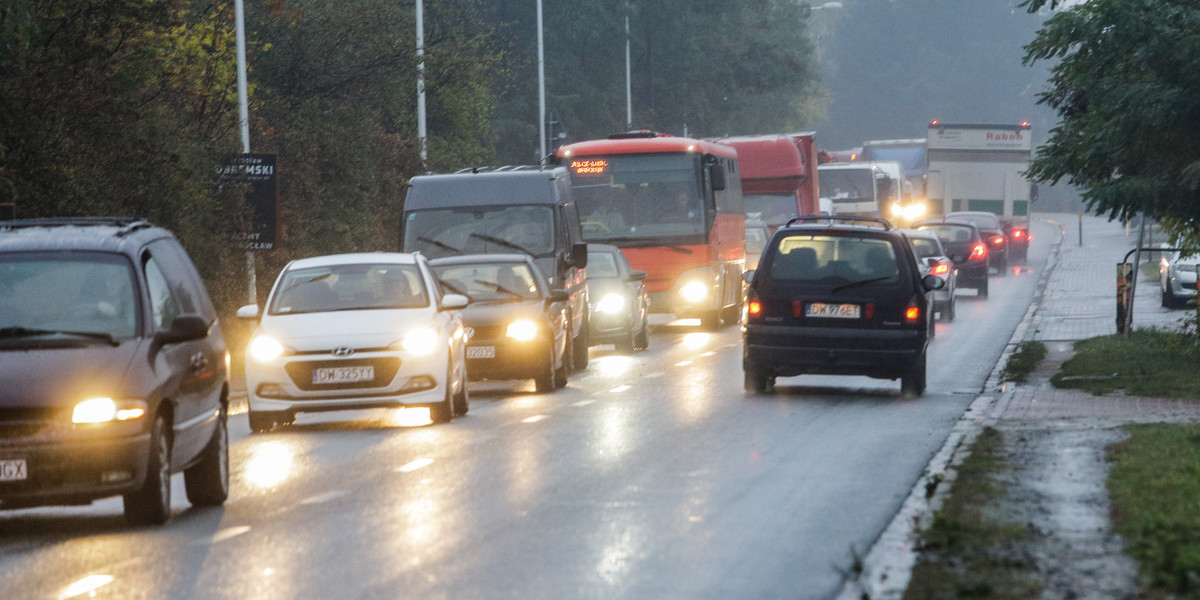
[418,236,464,255]
[468,233,532,255]
[832,276,894,294]
[0,327,119,346]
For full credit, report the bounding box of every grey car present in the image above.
[1159,244,1198,308]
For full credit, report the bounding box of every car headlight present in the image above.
[506,319,539,342]
[248,335,285,362]
[679,281,708,303]
[73,398,147,424]
[401,327,440,356]
[595,293,626,314]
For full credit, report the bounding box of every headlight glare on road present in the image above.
[596,293,626,314]
[506,319,539,342]
[401,327,440,356]
[680,281,708,303]
[248,335,285,362]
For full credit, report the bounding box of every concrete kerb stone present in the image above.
[834,217,1067,600]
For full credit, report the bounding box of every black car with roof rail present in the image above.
[912,219,990,299]
[0,217,229,524]
[741,216,944,396]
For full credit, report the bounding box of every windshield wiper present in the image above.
[605,237,694,254]
[468,233,532,255]
[473,279,525,301]
[418,236,464,255]
[832,276,894,293]
[0,327,119,346]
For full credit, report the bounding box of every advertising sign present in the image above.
[219,154,277,250]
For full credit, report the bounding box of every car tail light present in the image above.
[905,303,920,323]
[1012,229,1025,239]
[791,300,804,318]
[991,235,1006,247]
[970,243,987,260]
[931,262,950,276]
[864,302,875,320]
[747,296,764,323]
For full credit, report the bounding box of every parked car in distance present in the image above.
[1004,221,1032,263]
[742,216,944,396]
[1159,244,1199,309]
[430,254,570,393]
[945,211,1009,275]
[238,252,469,432]
[586,244,649,353]
[745,220,771,271]
[0,217,230,524]
[901,228,958,321]
[914,220,990,299]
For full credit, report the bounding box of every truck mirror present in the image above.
[709,164,727,191]
[572,242,588,268]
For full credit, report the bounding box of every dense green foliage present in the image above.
[1051,330,1200,397]
[1021,0,1200,245]
[1108,423,1200,595]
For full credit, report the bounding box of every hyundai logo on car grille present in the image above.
[464,327,476,340]
[331,347,355,357]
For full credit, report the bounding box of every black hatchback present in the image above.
[741,217,944,396]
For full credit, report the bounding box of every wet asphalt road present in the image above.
[0,222,1054,600]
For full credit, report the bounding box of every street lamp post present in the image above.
[234,0,256,305]
[537,0,546,165]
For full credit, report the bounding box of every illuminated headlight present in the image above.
[401,327,440,356]
[679,281,709,303]
[904,203,927,220]
[595,293,626,314]
[890,203,904,217]
[248,335,285,362]
[506,319,539,342]
[73,398,147,424]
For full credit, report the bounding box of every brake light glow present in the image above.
[931,263,950,276]
[1012,230,1025,239]
[992,236,1006,246]
[748,300,763,316]
[970,243,987,260]
[905,305,920,322]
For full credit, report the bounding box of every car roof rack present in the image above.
[0,217,154,237]
[783,215,892,230]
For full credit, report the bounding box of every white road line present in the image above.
[210,525,252,543]
[610,385,631,393]
[571,399,596,407]
[675,360,693,367]
[521,415,548,423]
[701,351,715,357]
[644,372,664,378]
[299,491,347,505]
[396,458,434,473]
[59,574,114,599]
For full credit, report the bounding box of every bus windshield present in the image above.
[818,169,876,205]
[744,193,799,227]
[568,154,707,244]
[403,205,555,259]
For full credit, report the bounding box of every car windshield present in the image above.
[269,263,428,315]
[404,205,555,259]
[0,252,139,339]
[433,262,542,302]
[568,154,707,243]
[587,252,620,278]
[769,235,899,283]
[745,193,798,227]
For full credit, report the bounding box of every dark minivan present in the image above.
[741,216,943,396]
[0,218,229,524]
[402,167,591,370]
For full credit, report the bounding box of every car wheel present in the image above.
[535,342,556,393]
[901,353,927,397]
[633,316,650,351]
[248,410,277,433]
[124,413,172,525]
[945,295,956,321]
[452,360,469,417]
[553,339,569,388]
[184,404,229,507]
[430,359,455,423]
[744,363,772,394]
[572,312,590,371]
[700,309,722,331]
[978,277,989,300]
[996,259,1008,277]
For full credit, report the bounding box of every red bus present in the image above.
[553,131,745,330]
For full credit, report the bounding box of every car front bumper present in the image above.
[0,428,151,508]
[246,349,450,413]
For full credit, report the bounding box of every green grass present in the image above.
[904,427,1043,599]
[1051,329,1200,397]
[1108,423,1200,596]
[1002,341,1047,383]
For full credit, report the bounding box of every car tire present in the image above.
[978,277,989,300]
[452,361,470,418]
[535,342,556,393]
[700,309,722,331]
[901,353,927,397]
[744,363,772,394]
[184,404,229,507]
[996,258,1008,277]
[430,359,455,423]
[572,312,590,371]
[553,339,569,388]
[633,317,650,351]
[945,295,956,321]
[124,414,172,525]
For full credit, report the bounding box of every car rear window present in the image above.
[587,252,620,278]
[919,224,975,244]
[769,235,899,283]
[909,238,942,258]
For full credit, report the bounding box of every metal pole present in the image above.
[537,0,546,165]
[1127,214,1148,335]
[235,0,256,306]
[625,14,632,129]
[416,0,428,171]
[1077,212,1083,247]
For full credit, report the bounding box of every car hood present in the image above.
[0,341,141,409]
[460,300,549,327]
[258,308,437,351]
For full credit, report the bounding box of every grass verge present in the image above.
[1002,340,1047,383]
[1051,329,1200,397]
[903,427,1043,599]
[1108,423,1200,596]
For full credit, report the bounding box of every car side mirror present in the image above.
[157,314,209,345]
[742,270,756,284]
[628,270,647,282]
[921,274,946,291]
[440,293,469,311]
[571,242,589,268]
[709,163,727,191]
[548,289,570,303]
[924,257,939,268]
[236,304,260,320]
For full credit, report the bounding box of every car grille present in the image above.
[0,408,69,447]
[284,357,403,391]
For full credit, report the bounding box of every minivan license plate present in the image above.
[806,302,861,319]
[312,366,374,384]
[0,459,27,481]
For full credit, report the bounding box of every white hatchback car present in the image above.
[238,253,469,432]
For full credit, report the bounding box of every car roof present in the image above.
[0,217,171,255]
[428,253,534,266]
[914,220,980,231]
[286,252,420,270]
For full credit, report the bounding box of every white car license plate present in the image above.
[806,302,861,319]
[312,366,374,384]
[0,459,28,481]
[466,346,495,359]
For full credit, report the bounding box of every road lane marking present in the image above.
[211,525,252,543]
[643,372,664,378]
[522,415,548,423]
[396,458,434,472]
[299,491,347,505]
[701,351,715,357]
[610,385,631,393]
[571,400,596,407]
[675,360,693,367]
[59,575,113,599]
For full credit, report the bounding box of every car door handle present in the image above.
[190,352,209,371]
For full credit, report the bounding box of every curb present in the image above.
[834,218,1067,599]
